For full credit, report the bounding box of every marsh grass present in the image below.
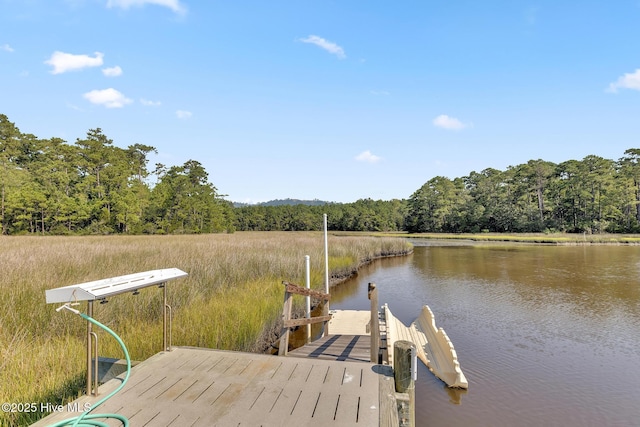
[0,232,411,426]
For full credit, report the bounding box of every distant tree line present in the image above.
[0,114,234,235]
[405,154,640,234]
[234,199,407,232]
[235,153,640,234]
[3,114,640,235]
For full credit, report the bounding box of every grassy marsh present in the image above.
[0,232,411,426]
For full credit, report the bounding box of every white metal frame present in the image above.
[45,268,188,303]
[45,268,188,396]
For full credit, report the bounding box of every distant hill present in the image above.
[233,198,332,207]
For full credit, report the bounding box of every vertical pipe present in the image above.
[162,283,167,352]
[323,214,329,296]
[86,300,93,396]
[90,332,99,396]
[323,213,330,337]
[305,255,311,342]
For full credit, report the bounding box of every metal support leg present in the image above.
[90,332,98,396]
[86,301,93,396]
[162,283,172,352]
[165,304,172,351]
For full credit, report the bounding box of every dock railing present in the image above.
[278,281,331,356]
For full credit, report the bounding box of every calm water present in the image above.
[329,241,640,427]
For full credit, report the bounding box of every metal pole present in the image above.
[323,213,330,337]
[323,214,329,296]
[86,300,93,396]
[162,282,167,352]
[305,255,311,342]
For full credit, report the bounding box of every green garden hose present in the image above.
[48,306,131,427]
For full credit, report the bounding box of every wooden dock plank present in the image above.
[33,347,382,426]
[287,334,371,363]
[328,310,371,335]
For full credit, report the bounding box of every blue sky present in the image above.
[2,1,640,203]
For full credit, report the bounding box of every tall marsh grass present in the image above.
[0,232,411,426]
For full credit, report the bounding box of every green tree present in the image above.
[0,114,22,234]
[406,176,463,232]
[617,149,640,231]
[150,160,231,233]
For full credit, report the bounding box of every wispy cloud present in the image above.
[433,114,469,130]
[102,65,122,77]
[176,110,192,119]
[106,0,187,14]
[524,6,538,26]
[140,98,161,106]
[299,35,346,59]
[66,102,84,111]
[355,150,382,164]
[83,88,132,108]
[1,44,14,52]
[607,69,640,93]
[45,51,104,74]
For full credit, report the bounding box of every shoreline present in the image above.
[254,246,414,354]
[334,231,640,245]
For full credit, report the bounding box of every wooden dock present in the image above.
[33,282,413,427]
[32,346,393,426]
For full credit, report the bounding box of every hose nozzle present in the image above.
[56,303,81,315]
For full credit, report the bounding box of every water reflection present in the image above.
[335,241,640,427]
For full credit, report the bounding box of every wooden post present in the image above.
[278,288,293,356]
[394,340,416,427]
[368,283,379,363]
[279,281,331,356]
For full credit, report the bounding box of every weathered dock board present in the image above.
[288,334,371,363]
[32,346,382,426]
[327,310,372,335]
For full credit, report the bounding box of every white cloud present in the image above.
[299,35,346,59]
[355,150,382,164]
[45,51,104,74]
[102,65,122,77]
[106,0,187,14]
[524,6,538,26]
[140,98,162,106]
[66,102,84,111]
[83,88,132,108]
[607,69,640,93]
[176,110,192,119]
[433,114,469,130]
[1,44,14,52]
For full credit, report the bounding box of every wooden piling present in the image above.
[394,340,416,427]
[368,282,380,363]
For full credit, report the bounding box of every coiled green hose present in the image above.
[48,312,130,427]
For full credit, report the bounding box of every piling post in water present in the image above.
[394,340,416,427]
[368,283,379,363]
